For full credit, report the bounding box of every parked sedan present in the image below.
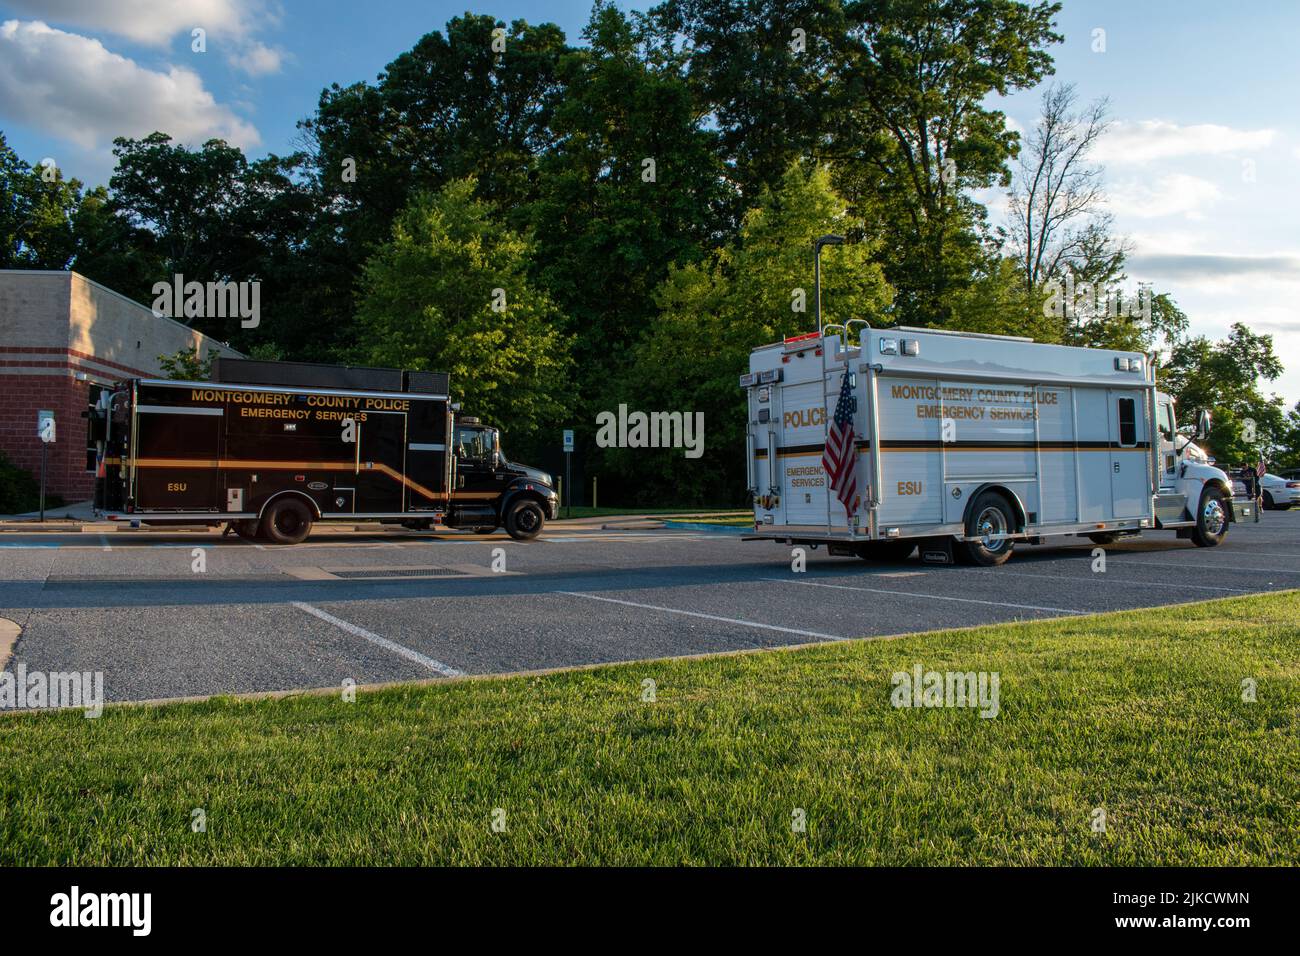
[1260,473,1300,510]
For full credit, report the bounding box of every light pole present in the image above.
[813,234,844,338]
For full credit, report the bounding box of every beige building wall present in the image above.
[0,270,242,504]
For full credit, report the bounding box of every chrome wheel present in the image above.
[1202,497,1226,535]
[975,506,1009,552]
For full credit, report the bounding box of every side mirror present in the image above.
[1196,409,1211,439]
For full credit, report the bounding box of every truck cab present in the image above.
[1152,392,1248,540]
[444,416,557,539]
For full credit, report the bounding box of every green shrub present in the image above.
[0,450,52,514]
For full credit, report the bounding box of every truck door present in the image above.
[1155,398,1178,490]
[1108,390,1147,518]
[133,400,223,511]
[452,424,499,504]
[354,412,406,513]
[777,379,832,527]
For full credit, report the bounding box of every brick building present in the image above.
[0,270,241,504]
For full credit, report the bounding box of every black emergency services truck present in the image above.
[90,358,557,544]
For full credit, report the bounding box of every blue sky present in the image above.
[2,0,1297,405]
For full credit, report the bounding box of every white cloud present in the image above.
[2,2,286,75]
[0,20,260,150]
[0,0,276,46]
[1109,173,1221,219]
[1127,252,1300,282]
[227,40,284,77]
[1094,120,1275,165]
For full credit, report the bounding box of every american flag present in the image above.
[822,368,857,519]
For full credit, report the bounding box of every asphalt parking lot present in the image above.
[1,509,1297,704]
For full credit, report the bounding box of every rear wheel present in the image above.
[1191,486,1228,547]
[261,497,314,545]
[856,541,916,562]
[1262,491,1276,510]
[957,492,1016,566]
[504,499,544,541]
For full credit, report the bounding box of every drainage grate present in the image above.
[330,567,467,578]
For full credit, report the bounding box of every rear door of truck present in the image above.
[133,382,223,512]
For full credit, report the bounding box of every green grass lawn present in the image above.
[1,592,1296,865]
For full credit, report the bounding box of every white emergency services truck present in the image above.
[740,324,1254,566]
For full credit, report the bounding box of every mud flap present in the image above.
[920,537,956,565]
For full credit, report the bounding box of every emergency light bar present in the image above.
[738,372,758,388]
[784,331,821,349]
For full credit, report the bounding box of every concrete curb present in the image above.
[0,618,19,673]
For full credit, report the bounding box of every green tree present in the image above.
[1275,402,1300,471]
[0,132,85,269]
[641,0,850,200]
[355,180,571,441]
[609,162,894,504]
[1160,322,1285,465]
[832,0,1062,325]
[157,346,215,381]
[527,2,732,407]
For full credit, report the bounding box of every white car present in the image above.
[1260,473,1300,510]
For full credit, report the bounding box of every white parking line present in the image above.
[290,601,464,676]
[99,534,111,552]
[558,591,847,640]
[971,567,1256,593]
[763,578,1084,615]
[1108,559,1300,575]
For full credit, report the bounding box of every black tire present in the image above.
[856,541,916,562]
[504,499,544,541]
[472,526,497,535]
[1190,486,1228,548]
[1088,531,1121,545]
[958,491,1016,566]
[1262,491,1276,510]
[261,497,314,545]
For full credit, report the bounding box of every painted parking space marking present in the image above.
[558,591,847,640]
[970,567,1258,593]
[765,578,1085,615]
[1107,559,1300,575]
[290,601,463,677]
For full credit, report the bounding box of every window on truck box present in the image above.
[1117,397,1137,447]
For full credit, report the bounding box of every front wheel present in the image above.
[1190,486,1228,547]
[504,499,544,541]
